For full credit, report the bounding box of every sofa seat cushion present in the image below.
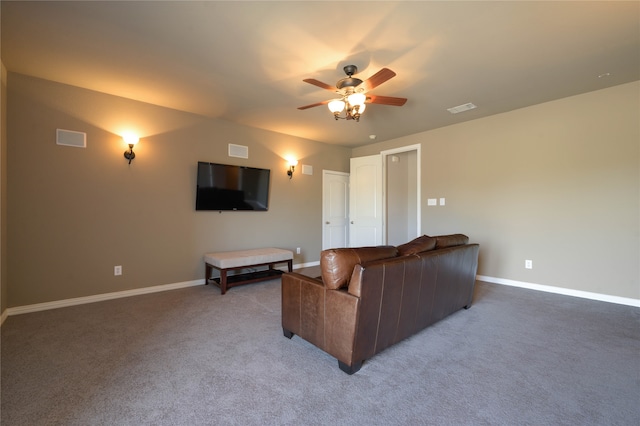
[397,235,437,256]
[321,246,398,290]
[435,234,469,249]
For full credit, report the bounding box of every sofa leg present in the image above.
[464,303,472,310]
[338,360,363,375]
[283,328,294,339]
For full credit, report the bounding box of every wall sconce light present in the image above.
[123,134,139,164]
[287,159,298,179]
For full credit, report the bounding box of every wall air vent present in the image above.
[228,144,249,159]
[447,103,477,114]
[56,129,86,148]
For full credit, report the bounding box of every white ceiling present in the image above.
[2,1,639,147]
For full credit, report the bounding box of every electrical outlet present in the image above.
[525,260,533,269]
[296,247,301,255]
[114,265,122,276]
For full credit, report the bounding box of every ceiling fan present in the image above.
[298,65,407,121]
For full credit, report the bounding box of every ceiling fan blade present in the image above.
[303,78,337,92]
[367,95,407,106]
[360,68,396,91]
[298,100,330,110]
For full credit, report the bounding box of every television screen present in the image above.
[196,162,270,211]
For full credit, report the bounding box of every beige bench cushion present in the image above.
[204,248,293,269]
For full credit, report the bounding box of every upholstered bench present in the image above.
[204,248,293,294]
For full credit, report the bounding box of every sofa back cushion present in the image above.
[321,246,398,290]
[435,234,469,249]
[397,235,437,256]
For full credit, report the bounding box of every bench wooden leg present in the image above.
[205,263,212,285]
[220,269,228,295]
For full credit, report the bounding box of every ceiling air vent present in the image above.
[447,103,477,114]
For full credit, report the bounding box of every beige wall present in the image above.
[354,81,640,300]
[5,73,639,308]
[6,73,350,307]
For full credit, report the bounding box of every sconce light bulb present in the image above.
[123,133,139,145]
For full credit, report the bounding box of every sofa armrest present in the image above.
[282,272,325,341]
[281,272,360,366]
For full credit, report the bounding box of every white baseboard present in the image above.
[293,260,320,269]
[477,275,640,308]
[3,268,635,324]
[1,261,321,322]
[4,279,204,318]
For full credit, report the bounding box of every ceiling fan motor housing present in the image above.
[337,65,363,92]
[337,77,363,92]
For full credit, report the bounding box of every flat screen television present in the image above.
[196,161,271,211]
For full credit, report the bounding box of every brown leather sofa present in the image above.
[282,234,479,374]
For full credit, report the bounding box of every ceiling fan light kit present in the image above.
[328,93,367,121]
[299,65,407,122]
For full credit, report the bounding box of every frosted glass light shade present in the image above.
[347,92,366,107]
[123,133,139,145]
[328,99,345,113]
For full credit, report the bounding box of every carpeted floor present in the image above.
[1,275,639,425]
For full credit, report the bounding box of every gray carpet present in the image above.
[2,275,639,425]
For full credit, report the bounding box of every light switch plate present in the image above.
[439,198,446,206]
[427,198,437,206]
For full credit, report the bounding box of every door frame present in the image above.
[381,144,421,244]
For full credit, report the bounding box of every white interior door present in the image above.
[349,155,383,247]
[322,170,350,250]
